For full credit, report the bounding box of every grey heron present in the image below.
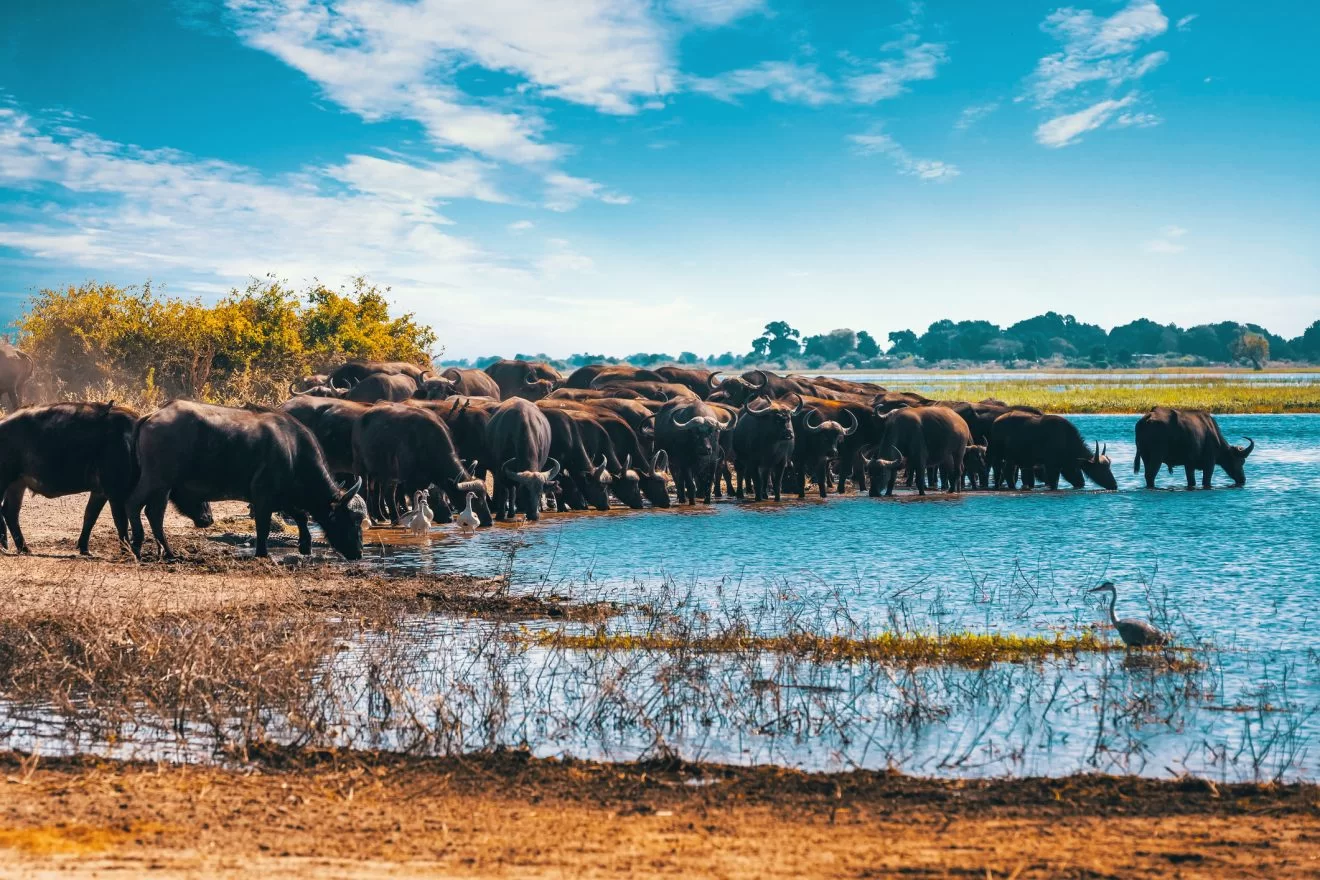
[1090,582,1171,648]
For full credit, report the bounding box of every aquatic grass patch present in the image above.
[521,627,1174,667]
[938,381,1320,413]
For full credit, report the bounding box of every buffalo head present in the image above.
[502,457,562,520]
[862,447,904,497]
[1223,437,1255,486]
[1077,441,1118,490]
[318,476,367,560]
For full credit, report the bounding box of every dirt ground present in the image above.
[3,494,1320,878]
[0,751,1317,879]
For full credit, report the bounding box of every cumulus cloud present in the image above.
[227,0,677,165]
[686,61,835,106]
[847,129,960,181]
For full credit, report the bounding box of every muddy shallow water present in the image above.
[4,415,1319,781]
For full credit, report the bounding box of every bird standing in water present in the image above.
[405,489,433,536]
[1090,581,1170,647]
[456,491,480,535]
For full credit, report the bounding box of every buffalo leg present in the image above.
[290,510,312,555]
[1202,456,1214,489]
[1044,466,1060,490]
[77,493,110,555]
[1142,456,1159,489]
[1185,464,1197,489]
[252,506,272,557]
[143,492,174,560]
[1,485,28,554]
[773,463,785,502]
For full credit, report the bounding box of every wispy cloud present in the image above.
[666,0,764,27]
[1143,224,1188,253]
[0,106,540,311]
[686,61,835,106]
[507,220,534,233]
[954,101,1000,131]
[1034,96,1135,147]
[1025,1,1170,147]
[844,33,948,103]
[544,172,632,212]
[847,128,960,181]
[1176,13,1199,31]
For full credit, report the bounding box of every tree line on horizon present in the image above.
[445,312,1320,372]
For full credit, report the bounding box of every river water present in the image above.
[5,414,1318,781]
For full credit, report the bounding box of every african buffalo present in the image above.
[1134,407,1254,488]
[652,366,723,399]
[440,367,503,399]
[654,399,734,504]
[128,401,366,559]
[990,412,1117,491]
[792,398,861,498]
[280,396,373,477]
[408,397,496,479]
[343,372,422,404]
[731,397,797,501]
[869,405,973,496]
[327,360,428,389]
[485,398,561,521]
[0,401,212,555]
[351,402,493,526]
[538,403,608,511]
[0,341,33,413]
[590,380,697,402]
[568,364,665,389]
[485,359,561,401]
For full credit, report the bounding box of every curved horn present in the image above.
[624,454,632,473]
[341,476,364,500]
[1094,440,1100,461]
[525,370,540,386]
[1242,437,1255,456]
[502,457,520,480]
[842,409,859,436]
[748,369,769,388]
[716,408,738,430]
[652,448,670,473]
[707,371,723,392]
[790,393,806,415]
[744,396,772,414]
[1101,442,1107,457]
[672,412,696,429]
[804,409,824,432]
[542,457,562,482]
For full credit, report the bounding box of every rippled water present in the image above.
[5,414,1319,781]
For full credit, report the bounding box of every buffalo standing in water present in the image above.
[990,412,1117,490]
[485,398,561,521]
[867,405,974,496]
[128,401,366,560]
[1134,407,1254,488]
[0,401,212,555]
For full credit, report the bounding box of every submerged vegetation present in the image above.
[525,627,1141,666]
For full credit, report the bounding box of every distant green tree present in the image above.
[1089,344,1109,367]
[856,330,880,359]
[1108,318,1181,355]
[802,328,857,362]
[887,329,918,355]
[751,321,801,361]
[678,351,699,364]
[1298,320,1320,362]
[1230,331,1269,369]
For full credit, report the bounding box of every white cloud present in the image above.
[507,219,534,232]
[666,0,764,27]
[227,0,678,165]
[954,101,999,131]
[1115,110,1162,128]
[1143,224,1188,253]
[537,239,596,276]
[844,34,948,103]
[1026,1,1169,108]
[1034,96,1135,147]
[0,108,538,312]
[543,172,632,212]
[1176,13,1198,31]
[687,61,835,106]
[847,129,960,181]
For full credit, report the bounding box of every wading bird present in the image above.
[405,489,433,536]
[1090,581,1171,647]
[457,491,480,535]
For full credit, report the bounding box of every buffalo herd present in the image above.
[0,355,1258,561]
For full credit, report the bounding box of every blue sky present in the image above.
[1,0,1316,357]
